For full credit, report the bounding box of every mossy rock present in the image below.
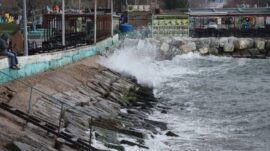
[125,96,136,102]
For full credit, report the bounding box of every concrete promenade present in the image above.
[0,35,119,84]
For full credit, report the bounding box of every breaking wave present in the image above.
[100,37,270,151]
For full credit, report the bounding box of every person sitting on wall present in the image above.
[0,33,20,70]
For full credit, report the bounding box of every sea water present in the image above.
[101,38,270,151]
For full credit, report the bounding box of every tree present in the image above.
[160,0,189,9]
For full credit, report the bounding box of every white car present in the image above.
[207,22,218,29]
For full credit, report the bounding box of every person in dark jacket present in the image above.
[0,33,20,69]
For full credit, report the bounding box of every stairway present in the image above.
[0,102,99,151]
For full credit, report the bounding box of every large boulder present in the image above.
[199,47,209,55]
[219,37,229,48]
[209,48,219,55]
[210,37,220,49]
[200,38,211,47]
[255,39,266,50]
[180,42,196,53]
[209,38,220,55]
[224,42,235,52]
[234,38,254,50]
[265,40,270,51]
[160,42,170,54]
[228,37,237,43]
[165,131,179,137]
[171,37,185,48]
[193,38,211,50]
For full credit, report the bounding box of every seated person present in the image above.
[0,33,20,70]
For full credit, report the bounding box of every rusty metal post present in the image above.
[58,103,64,134]
[23,87,33,130]
[89,118,93,151]
[27,87,33,115]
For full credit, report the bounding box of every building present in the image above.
[189,7,270,37]
[189,0,226,8]
[207,0,226,8]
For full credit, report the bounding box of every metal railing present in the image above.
[0,70,147,145]
[0,70,98,150]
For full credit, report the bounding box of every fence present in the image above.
[189,15,270,38]
[25,13,112,54]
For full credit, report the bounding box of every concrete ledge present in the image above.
[0,35,119,84]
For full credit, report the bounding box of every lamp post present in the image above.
[23,0,28,56]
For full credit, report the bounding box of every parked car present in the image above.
[207,22,218,29]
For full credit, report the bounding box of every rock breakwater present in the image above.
[157,37,270,59]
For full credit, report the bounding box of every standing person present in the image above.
[0,33,20,70]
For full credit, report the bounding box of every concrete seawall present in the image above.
[0,55,170,151]
[0,35,119,84]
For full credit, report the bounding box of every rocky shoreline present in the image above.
[0,56,172,151]
[157,37,270,59]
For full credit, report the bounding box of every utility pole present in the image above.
[111,0,114,37]
[62,0,65,47]
[23,0,28,56]
[79,0,81,12]
[94,0,97,44]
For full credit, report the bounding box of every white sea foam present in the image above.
[100,38,197,88]
[99,38,206,151]
[99,38,268,151]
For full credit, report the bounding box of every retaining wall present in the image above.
[0,35,119,84]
